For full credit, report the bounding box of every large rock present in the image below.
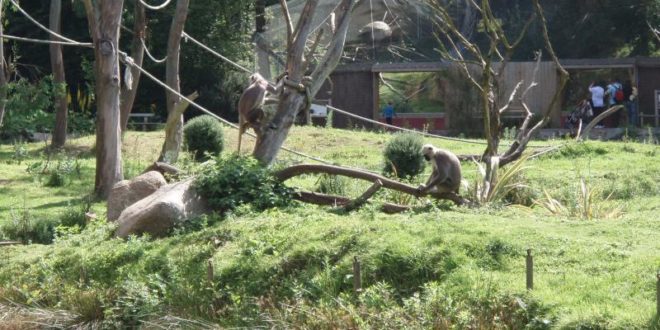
[107,171,167,221]
[114,178,209,238]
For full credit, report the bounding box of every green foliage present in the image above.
[382,133,425,179]
[183,115,225,161]
[0,200,57,244]
[59,198,92,229]
[0,77,63,140]
[10,139,29,164]
[193,154,294,213]
[26,152,81,187]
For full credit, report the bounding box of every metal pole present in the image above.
[353,256,362,294]
[526,249,533,290]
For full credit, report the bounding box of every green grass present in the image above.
[0,128,659,328]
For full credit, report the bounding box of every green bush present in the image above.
[382,133,425,179]
[0,204,58,244]
[183,115,225,161]
[193,154,294,213]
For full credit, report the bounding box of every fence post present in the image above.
[207,259,214,285]
[353,256,362,294]
[526,249,533,290]
[656,270,660,316]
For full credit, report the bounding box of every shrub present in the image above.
[382,133,425,179]
[193,154,294,213]
[0,203,58,244]
[183,115,224,161]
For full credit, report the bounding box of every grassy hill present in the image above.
[0,127,658,328]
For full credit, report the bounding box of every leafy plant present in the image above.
[193,154,294,213]
[382,133,425,179]
[0,199,57,244]
[467,154,531,205]
[183,115,225,161]
[10,139,28,164]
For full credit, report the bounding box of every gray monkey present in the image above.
[417,143,462,194]
[237,73,284,151]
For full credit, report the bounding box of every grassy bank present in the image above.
[0,128,658,328]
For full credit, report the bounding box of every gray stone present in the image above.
[107,171,167,221]
[114,178,209,238]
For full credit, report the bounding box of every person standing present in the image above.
[382,101,396,125]
[623,80,639,127]
[605,78,623,127]
[589,81,605,127]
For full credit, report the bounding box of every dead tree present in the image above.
[159,0,190,163]
[50,0,68,149]
[432,0,569,200]
[82,0,125,198]
[120,0,147,132]
[252,0,357,165]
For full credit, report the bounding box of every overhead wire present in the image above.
[139,0,173,11]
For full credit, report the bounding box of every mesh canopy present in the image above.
[263,0,454,63]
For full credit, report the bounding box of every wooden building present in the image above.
[322,57,660,130]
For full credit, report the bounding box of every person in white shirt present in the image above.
[589,81,605,127]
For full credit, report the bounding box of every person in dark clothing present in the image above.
[382,101,396,125]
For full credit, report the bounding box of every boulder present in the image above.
[107,171,167,221]
[114,178,209,238]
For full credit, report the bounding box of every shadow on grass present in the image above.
[649,314,659,330]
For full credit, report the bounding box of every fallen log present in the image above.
[276,164,470,206]
[293,190,411,214]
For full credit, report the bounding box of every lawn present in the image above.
[0,127,658,328]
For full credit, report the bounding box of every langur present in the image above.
[417,143,462,194]
[237,73,284,152]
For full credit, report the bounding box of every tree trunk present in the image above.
[158,0,190,163]
[84,0,125,199]
[254,0,271,80]
[120,0,146,132]
[253,0,356,165]
[50,0,68,149]
[0,2,7,129]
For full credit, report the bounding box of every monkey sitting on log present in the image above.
[417,143,462,194]
[237,73,284,152]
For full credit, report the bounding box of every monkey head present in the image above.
[250,73,266,84]
[421,144,436,161]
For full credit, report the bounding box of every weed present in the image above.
[10,139,28,164]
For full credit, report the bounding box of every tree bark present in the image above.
[83,0,125,199]
[50,0,68,149]
[158,0,190,163]
[0,2,8,129]
[120,0,147,132]
[253,0,356,165]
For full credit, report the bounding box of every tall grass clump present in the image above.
[535,177,622,220]
[467,154,531,205]
[193,154,294,213]
[382,133,425,179]
[183,115,224,161]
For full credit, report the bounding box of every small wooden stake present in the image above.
[353,256,362,294]
[656,271,660,316]
[526,249,533,290]
[207,259,214,284]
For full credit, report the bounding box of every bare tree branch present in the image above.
[280,0,294,48]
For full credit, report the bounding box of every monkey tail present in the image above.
[237,114,245,152]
